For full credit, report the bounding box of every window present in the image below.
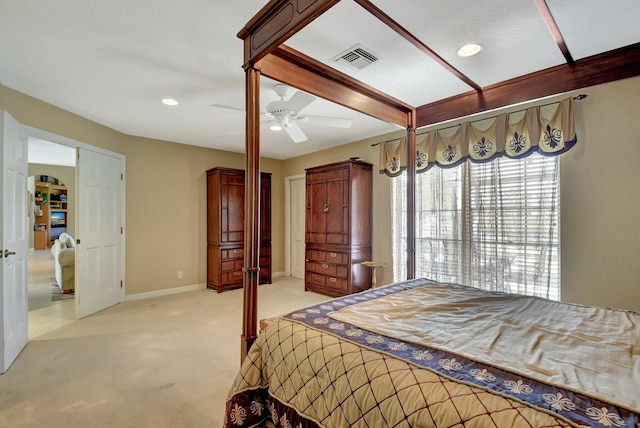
[392,153,560,300]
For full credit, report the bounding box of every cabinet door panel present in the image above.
[260,175,271,242]
[221,177,244,243]
[326,177,345,244]
[306,180,327,243]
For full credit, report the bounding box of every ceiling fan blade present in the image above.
[304,115,353,129]
[283,122,308,143]
[210,103,244,112]
[285,91,316,114]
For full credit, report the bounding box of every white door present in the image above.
[0,111,28,373]
[290,177,305,279]
[76,148,123,318]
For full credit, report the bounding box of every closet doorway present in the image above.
[285,174,305,279]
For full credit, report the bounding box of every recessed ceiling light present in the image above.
[457,43,482,57]
[269,124,282,131]
[162,98,179,106]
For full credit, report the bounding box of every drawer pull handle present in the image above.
[315,251,322,255]
[329,277,337,283]
[322,263,328,269]
[329,252,337,258]
[234,272,242,276]
[233,249,241,254]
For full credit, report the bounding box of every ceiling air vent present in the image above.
[332,44,379,72]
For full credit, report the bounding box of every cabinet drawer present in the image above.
[221,259,243,271]
[306,249,348,264]
[311,261,337,276]
[325,276,348,292]
[306,249,326,262]
[221,270,243,284]
[306,272,325,286]
[306,271,348,292]
[222,248,244,259]
[307,262,348,279]
[326,251,348,264]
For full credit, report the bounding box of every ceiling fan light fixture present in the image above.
[457,43,482,57]
[269,124,282,131]
[162,98,179,106]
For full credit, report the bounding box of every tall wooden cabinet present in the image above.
[206,167,272,293]
[305,160,372,297]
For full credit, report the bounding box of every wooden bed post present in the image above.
[241,65,262,362]
[236,0,412,363]
[406,112,417,279]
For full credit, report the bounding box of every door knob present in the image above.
[4,249,16,258]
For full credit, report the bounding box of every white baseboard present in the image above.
[272,271,285,278]
[124,283,207,302]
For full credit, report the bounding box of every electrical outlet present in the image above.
[178,270,183,279]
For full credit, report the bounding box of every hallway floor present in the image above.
[28,250,75,338]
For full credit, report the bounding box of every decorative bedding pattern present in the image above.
[224,279,640,428]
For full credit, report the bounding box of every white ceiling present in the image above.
[1,0,639,160]
[28,138,76,167]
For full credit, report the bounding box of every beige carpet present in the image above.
[0,276,328,428]
[51,284,74,301]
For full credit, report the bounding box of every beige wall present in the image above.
[1,84,285,295]
[3,76,640,311]
[123,135,284,294]
[559,76,640,311]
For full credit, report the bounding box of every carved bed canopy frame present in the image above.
[236,0,640,360]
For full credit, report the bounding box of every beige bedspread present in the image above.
[226,318,575,427]
[330,283,640,412]
[225,279,640,427]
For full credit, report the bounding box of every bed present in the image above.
[233,0,639,363]
[227,3,640,426]
[224,278,640,427]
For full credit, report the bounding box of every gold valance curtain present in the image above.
[380,97,577,176]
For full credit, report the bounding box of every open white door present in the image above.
[0,111,29,373]
[76,147,124,318]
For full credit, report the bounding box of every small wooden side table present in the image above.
[361,261,386,288]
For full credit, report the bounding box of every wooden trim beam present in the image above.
[260,46,413,127]
[533,0,574,64]
[416,42,640,128]
[237,0,340,67]
[352,0,481,92]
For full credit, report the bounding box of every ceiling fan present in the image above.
[211,84,353,143]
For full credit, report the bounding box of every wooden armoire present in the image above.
[305,160,373,297]
[206,167,271,293]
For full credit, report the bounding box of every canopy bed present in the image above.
[227,0,640,426]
